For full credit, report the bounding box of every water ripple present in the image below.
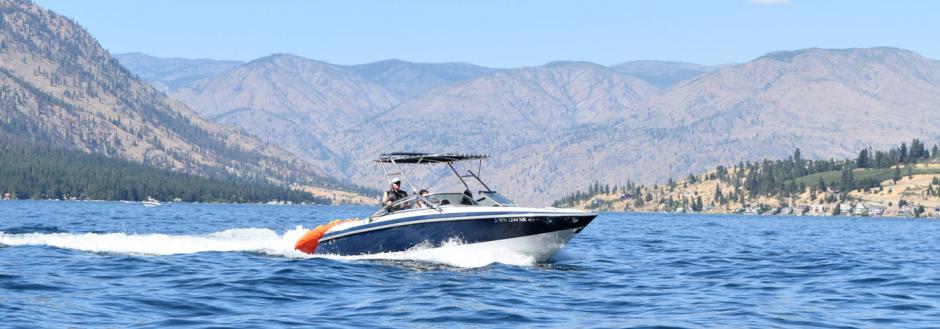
[2,201,940,327]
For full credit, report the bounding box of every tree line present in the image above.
[0,138,330,204]
[718,139,938,200]
[554,139,939,208]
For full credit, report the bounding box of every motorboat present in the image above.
[141,197,161,207]
[295,153,596,262]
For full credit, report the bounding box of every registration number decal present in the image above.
[495,217,542,223]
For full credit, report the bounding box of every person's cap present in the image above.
[391,178,401,184]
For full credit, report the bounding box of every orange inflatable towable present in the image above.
[294,219,358,254]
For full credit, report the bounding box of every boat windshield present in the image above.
[422,192,476,206]
[370,191,519,219]
[479,191,516,206]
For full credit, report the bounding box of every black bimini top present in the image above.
[375,153,491,164]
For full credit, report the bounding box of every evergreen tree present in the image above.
[893,165,902,182]
[899,143,908,164]
[840,167,855,191]
[856,149,869,168]
[873,151,888,168]
[793,148,805,176]
[715,166,728,180]
[911,139,925,161]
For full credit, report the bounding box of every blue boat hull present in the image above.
[316,213,595,256]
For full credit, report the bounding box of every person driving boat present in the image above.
[382,178,408,210]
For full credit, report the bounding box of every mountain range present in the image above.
[0,0,363,196]
[7,0,939,206]
[115,46,940,205]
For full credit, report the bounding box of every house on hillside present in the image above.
[839,203,853,214]
[852,204,868,216]
[899,205,916,217]
[795,205,810,215]
[867,204,885,216]
[812,204,830,215]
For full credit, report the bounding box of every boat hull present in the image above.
[316,211,595,260]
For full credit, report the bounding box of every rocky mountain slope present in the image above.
[169,54,400,176]
[330,62,662,199]
[166,56,663,200]
[0,0,358,192]
[122,47,940,205]
[500,47,940,203]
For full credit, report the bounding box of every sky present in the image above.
[33,0,940,68]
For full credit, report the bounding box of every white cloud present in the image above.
[751,0,791,4]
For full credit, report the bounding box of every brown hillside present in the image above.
[0,0,353,192]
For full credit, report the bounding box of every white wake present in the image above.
[330,238,538,268]
[0,227,537,268]
[0,226,313,258]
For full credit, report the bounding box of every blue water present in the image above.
[2,201,940,328]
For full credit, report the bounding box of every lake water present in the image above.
[1,201,939,328]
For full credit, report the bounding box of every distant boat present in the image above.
[141,197,162,207]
